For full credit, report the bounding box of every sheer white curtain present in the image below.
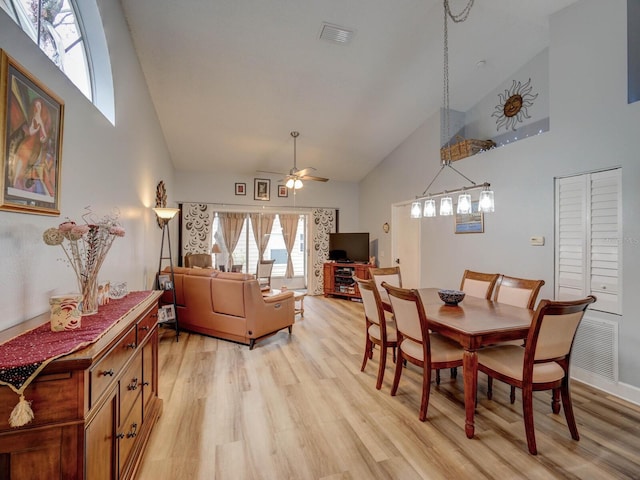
[279,214,299,278]
[219,212,245,271]
[249,213,275,262]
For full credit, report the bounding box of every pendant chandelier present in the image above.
[411,0,494,219]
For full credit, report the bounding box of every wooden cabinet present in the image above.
[0,291,162,480]
[323,262,371,300]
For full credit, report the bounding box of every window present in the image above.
[2,0,91,100]
[210,213,307,279]
[555,168,621,314]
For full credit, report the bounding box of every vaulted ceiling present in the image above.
[120,0,579,183]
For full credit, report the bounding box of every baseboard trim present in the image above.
[572,367,640,406]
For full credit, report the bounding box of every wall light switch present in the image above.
[530,236,545,246]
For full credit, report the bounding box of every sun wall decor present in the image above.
[491,78,538,131]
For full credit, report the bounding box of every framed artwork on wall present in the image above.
[0,50,65,215]
[235,182,246,195]
[278,185,288,198]
[254,178,270,201]
[455,201,484,234]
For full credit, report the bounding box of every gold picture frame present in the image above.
[0,50,65,215]
[455,201,484,234]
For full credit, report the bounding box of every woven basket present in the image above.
[440,136,496,162]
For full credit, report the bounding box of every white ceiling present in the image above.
[120,0,579,183]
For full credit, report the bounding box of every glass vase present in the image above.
[80,275,99,316]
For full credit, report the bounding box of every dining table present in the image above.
[415,288,535,439]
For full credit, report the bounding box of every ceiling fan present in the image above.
[258,131,329,189]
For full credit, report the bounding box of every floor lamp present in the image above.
[153,207,180,340]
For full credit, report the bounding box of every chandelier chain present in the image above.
[442,0,474,165]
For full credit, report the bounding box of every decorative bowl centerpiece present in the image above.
[438,289,465,305]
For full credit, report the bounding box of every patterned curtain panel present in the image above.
[182,204,214,259]
[309,209,336,295]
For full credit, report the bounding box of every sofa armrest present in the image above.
[263,291,294,304]
[245,285,295,338]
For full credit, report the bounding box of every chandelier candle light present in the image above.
[43,209,125,315]
[411,0,495,218]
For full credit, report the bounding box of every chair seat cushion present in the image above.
[478,345,565,383]
[368,322,397,343]
[401,334,463,363]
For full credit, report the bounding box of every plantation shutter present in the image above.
[555,169,621,314]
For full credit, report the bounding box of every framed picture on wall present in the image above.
[235,182,246,195]
[455,201,484,234]
[0,50,65,216]
[254,178,270,201]
[278,185,288,198]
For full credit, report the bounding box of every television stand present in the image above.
[323,262,371,300]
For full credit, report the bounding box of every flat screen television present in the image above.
[329,232,370,263]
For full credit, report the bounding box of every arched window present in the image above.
[1,0,115,124]
[1,0,91,99]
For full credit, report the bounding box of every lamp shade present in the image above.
[423,199,437,217]
[457,192,472,214]
[410,201,422,218]
[478,189,495,213]
[211,244,222,254]
[153,207,179,220]
[440,196,453,216]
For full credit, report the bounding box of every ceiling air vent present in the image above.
[319,23,354,45]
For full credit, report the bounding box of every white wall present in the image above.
[0,0,175,330]
[360,0,640,396]
[175,170,360,232]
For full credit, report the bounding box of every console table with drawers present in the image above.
[0,290,162,480]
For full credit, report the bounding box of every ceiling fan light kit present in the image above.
[257,131,329,190]
[411,0,495,219]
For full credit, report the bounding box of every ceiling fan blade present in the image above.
[256,170,287,176]
[300,175,329,182]
[295,167,316,177]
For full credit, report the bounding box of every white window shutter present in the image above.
[555,169,621,314]
[556,175,587,299]
[589,170,621,314]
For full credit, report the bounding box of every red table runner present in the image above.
[0,290,154,427]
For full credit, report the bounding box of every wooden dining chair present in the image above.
[369,266,402,306]
[493,274,545,309]
[382,282,463,421]
[488,274,546,402]
[459,270,500,299]
[355,277,398,390]
[477,295,596,455]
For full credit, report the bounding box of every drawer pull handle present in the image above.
[140,326,150,331]
[125,342,136,349]
[142,381,150,387]
[126,423,138,438]
[102,369,114,377]
[128,378,139,391]
[116,432,125,440]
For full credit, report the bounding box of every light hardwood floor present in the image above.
[138,295,640,479]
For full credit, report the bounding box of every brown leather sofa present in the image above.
[162,267,295,349]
